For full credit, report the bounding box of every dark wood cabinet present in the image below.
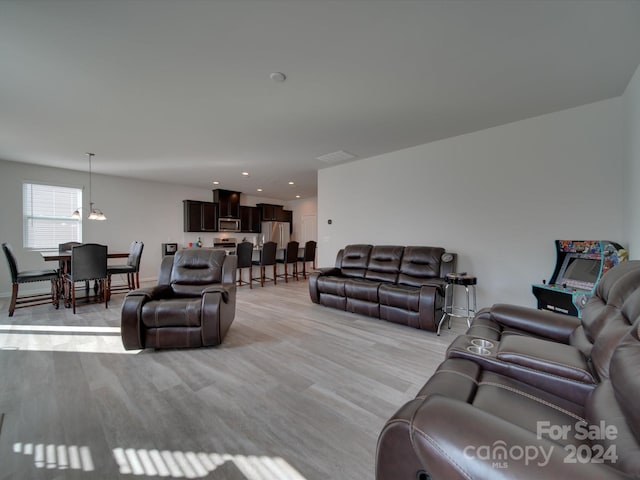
[280,209,293,223]
[213,189,241,218]
[282,209,293,233]
[240,206,261,233]
[257,203,284,222]
[184,200,217,232]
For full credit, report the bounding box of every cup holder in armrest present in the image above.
[470,338,494,349]
[467,345,491,356]
[447,335,496,359]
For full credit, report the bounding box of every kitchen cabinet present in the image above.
[282,209,293,234]
[257,203,284,222]
[213,189,241,218]
[281,209,293,223]
[183,200,217,232]
[240,206,261,233]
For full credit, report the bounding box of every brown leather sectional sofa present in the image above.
[309,244,457,332]
[376,259,640,480]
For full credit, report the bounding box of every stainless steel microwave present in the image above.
[218,218,241,232]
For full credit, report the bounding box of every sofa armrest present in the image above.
[202,283,235,303]
[309,267,342,303]
[496,335,596,384]
[201,283,236,346]
[417,284,444,331]
[121,284,176,350]
[410,395,626,480]
[475,303,580,343]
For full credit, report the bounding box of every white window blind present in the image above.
[23,183,82,250]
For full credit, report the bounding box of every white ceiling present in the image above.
[1,0,640,201]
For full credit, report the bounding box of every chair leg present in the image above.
[51,278,59,309]
[284,263,288,283]
[8,284,18,317]
[72,283,76,314]
[104,279,109,309]
[273,264,277,285]
[260,266,265,287]
[250,266,253,289]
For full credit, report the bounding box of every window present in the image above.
[23,183,82,250]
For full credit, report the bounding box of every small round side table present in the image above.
[437,272,477,335]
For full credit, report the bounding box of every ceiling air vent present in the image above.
[316,150,356,164]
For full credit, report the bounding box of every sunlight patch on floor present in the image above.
[113,448,308,479]
[13,442,94,471]
[0,324,140,354]
[12,441,308,478]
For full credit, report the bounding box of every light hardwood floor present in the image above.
[0,278,465,479]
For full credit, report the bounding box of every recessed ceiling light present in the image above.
[242,172,249,176]
[257,188,263,192]
[270,72,286,83]
[296,195,300,199]
[212,181,220,185]
[288,181,294,185]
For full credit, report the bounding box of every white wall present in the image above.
[0,159,318,296]
[285,197,318,243]
[626,64,640,258]
[318,98,627,309]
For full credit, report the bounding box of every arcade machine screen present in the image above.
[560,257,601,290]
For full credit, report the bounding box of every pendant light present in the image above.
[71,152,106,220]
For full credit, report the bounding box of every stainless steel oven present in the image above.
[213,237,237,255]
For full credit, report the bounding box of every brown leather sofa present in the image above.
[121,249,237,350]
[376,260,640,479]
[309,245,456,332]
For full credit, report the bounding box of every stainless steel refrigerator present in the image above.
[260,221,290,249]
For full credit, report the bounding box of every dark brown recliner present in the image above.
[121,249,236,350]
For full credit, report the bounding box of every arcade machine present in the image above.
[532,240,627,318]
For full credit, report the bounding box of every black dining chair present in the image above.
[107,241,144,296]
[63,243,108,314]
[58,242,81,273]
[298,240,317,279]
[236,241,254,288]
[277,241,300,283]
[2,242,60,317]
[251,241,277,287]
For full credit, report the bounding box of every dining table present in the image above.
[41,250,130,306]
[41,250,129,270]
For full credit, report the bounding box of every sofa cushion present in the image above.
[316,276,347,297]
[141,299,202,328]
[345,278,381,302]
[420,358,586,444]
[339,244,373,278]
[365,245,404,283]
[171,249,225,285]
[397,246,445,286]
[379,283,421,311]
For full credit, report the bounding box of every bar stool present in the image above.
[437,272,477,335]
